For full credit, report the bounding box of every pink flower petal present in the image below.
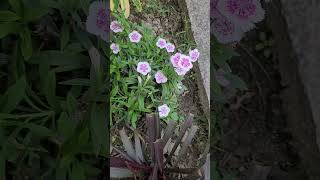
[189,49,200,62]
[175,67,188,76]
[155,71,168,84]
[137,62,151,75]
[211,8,244,43]
[86,1,109,42]
[110,21,123,33]
[129,31,142,43]
[170,53,181,68]
[165,43,175,53]
[156,38,167,49]
[217,0,265,32]
[178,55,193,71]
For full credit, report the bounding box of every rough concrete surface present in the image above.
[266,1,320,179]
[184,0,210,110]
[280,0,320,150]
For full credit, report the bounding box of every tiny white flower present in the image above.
[165,42,175,53]
[158,104,170,118]
[110,43,120,54]
[156,38,167,49]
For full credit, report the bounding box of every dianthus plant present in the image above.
[110,13,199,128]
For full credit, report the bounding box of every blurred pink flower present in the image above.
[165,43,175,53]
[129,31,142,43]
[170,53,181,68]
[156,38,167,49]
[211,8,243,43]
[86,1,109,42]
[211,0,265,44]
[189,49,200,62]
[158,104,170,118]
[110,21,123,33]
[137,62,151,75]
[217,0,265,32]
[110,43,120,54]
[155,71,168,84]
[178,55,193,71]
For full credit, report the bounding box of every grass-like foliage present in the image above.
[0,0,109,179]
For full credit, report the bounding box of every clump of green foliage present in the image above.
[0,0,109,179]
[111,13,193,128]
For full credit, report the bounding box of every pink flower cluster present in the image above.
[170,49,200,76]
[156,38,175,53]
[211,0,265,44]
[155,37,200,76]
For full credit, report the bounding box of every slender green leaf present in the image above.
[26,82,49,109]
[41,0,60,9]
[60,23,70,50]
[57,112,74,140]
[0,76,26,113]
[23,6,50,22]
[59,78,91,86]
[0,53,8,65]
[56,166,67,180]
[19,27,33,60]
[132,0,142,12]
[9,0,23,15]
[212,161,221,180]
[90,104,107,155]
[78,128,89,146]
[80,0,90,14]
[0,151,4,180]
[224,73,247,90]
[88,46,101,72]
[82,163,101,177]
[138,96,144,111]
[74,29,93,50]
[0,120,54,138]
[0,22,21,39]
[66,92,77,115]
[53,64,88,72]
[29,51,90,66]
[25,123,54,138]
[71,163,85,180]
[0,11,20,21]
[45,71,59,110]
